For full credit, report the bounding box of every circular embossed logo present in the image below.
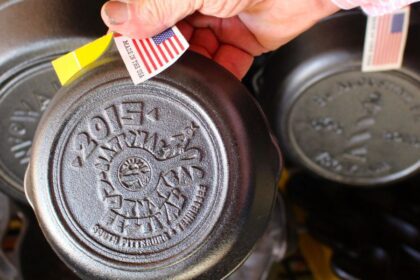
[118,157,152,191]
[0,63,56,196]
[288,71,420,185]
[53,86,225,264]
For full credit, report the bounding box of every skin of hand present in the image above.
[101,0,339,79]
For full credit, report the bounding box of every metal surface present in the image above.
[228,197,288,280]
[0,0,106,202]
[26,51,281,279]
[0,192,21,280]
[262,10,420,186]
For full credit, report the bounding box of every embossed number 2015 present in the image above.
[72,117,110,167]
[72,133,97,168]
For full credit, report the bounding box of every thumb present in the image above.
[101,0,201,38]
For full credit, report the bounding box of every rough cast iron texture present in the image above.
[261,9,420,186]
[0,0,106,202]
[25,51,281,279]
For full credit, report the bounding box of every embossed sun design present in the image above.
[118,157,152,191]
[96,121,208,240]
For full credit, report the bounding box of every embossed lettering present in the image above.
[63,97,217,255]
[89,116,110,140]
[384,131,420,148]
[10,140,31,165]
[120,101,144,126]
[310,117,343,134]
[72,132,98,167]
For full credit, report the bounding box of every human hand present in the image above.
[101,0,339,79]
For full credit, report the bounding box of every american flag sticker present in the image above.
[114,26,189,84]
[362,7,410,72]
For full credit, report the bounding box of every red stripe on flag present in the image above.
[389,32,402,64]
[378,15,390,64]
[384,29,395,64]
[173,35,185,51]
[373,16,386,65]
[156,44,169,63]
[383,15,393,64]
[140,39,157,70]
[381,15,402,65]
[132,39,151,74]
[378,15,389,64]
[390,15,403,64]
[146,38,163,67]
[168,38,179,55]
[162,41,174,59]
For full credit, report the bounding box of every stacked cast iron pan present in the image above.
[1,0,419,279]
[260,7,420,186]
[256,6,420,279]
[0,0,287,279]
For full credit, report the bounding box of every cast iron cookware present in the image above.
[262,8,420,186]
[0,0,105,202]
[25,50,282,279]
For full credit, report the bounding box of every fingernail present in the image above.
[103,1,129,25]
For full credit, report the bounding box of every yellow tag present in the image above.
[52,33,114,86]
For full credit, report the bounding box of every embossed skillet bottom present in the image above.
[0,62,61,202]
[262,10,420,186]
[286,71,420,186]
[25,51,281,279]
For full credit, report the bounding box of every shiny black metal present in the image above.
[262,9,420,186]
[228,197,288,280]
[0,0,106,202]
[25,51,282,279]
